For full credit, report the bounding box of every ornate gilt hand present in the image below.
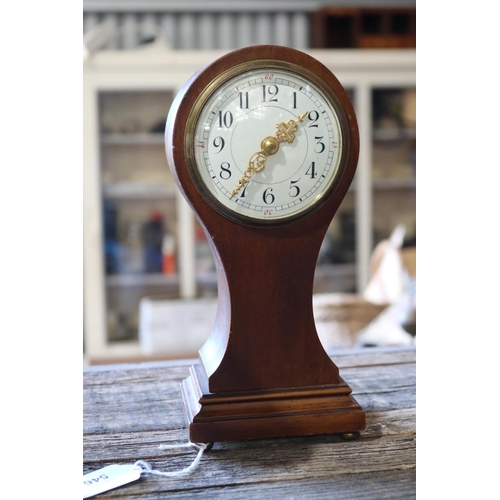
[230,112,307,199]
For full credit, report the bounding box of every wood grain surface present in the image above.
[83,346,416,499]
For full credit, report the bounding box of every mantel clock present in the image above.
[165,45,365,442]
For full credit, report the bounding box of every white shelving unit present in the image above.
[83,46,416,362]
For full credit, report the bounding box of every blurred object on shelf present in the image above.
[364,224,406,305]
[120,117,142,134]
[372,138,415,179]
[372,88,416,181]
[338,211,356,263]
[357,224,416,347]
[162,233,176,275]
[121,219,144,274]
[103,199,120,274]
[399,245,416,337]
[314,293,387,351]
[83,21,159,60]
[83,22,112,60]
[356,297,415,348]
[108,310,135,342]
[139,297,216,358]
[317,227,415,350]
[374,90,402,131]
[98,90,172,136]
[150,119,166,134]
[310,7,416,49]
[143,211,164,273]
[318,210,356,265]
[195,221,215,277]
[401,89,416,128]
[357,269,415,348]
[401,245,416,278]
[401,275,416,336]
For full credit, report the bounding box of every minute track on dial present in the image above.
[229,112,308,199]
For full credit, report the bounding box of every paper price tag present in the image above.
[83,464,142,498]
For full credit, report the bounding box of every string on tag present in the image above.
[134,442,210,478]
[83,441,211,498]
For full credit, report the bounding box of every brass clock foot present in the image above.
[340,431,360,441]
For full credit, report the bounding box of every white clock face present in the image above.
[189,66,345,223]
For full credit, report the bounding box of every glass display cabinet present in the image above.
[83,48,415,363]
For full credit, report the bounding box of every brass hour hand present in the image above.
[230,112,307,199]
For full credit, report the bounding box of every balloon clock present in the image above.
[165,45,365,443]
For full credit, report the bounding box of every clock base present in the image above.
[180,363,366,443]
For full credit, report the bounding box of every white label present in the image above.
[83,464,142,498]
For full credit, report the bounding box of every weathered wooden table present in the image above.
[83,346,416,499]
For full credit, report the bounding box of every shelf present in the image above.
[348,177,415,192]
[106,273,179,287]
[373,128,416,141]
[315,263,356,277]
[101,133,164,145]
[372,178,415,190]
[106,265,360,290]
[103,182,177,199]
[105,272,222,293]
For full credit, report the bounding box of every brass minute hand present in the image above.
[230,112,308,199]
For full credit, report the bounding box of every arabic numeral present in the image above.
[238,91,249,109]
[308,110,319,128]
[289,179,301,198]
[213,136,225,153]
[314,136,325,154]
[306,161,316,179]
[220,162,231,180]
[263,187,275,204]
[218,110,233,128]
[239,183,249,198]
[262,85,279,102]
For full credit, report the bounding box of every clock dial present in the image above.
[186,64,347,224]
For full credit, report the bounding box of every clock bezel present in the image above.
[183,57,354,227]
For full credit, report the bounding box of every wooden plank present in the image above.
[82,470,415,500]
[83,431,415,498]
[84,406,415,464]
[85,470,416,499]
[331,346,416,368]
[83,346,416,374]
[84,360,414,432]
[83,354,415,435]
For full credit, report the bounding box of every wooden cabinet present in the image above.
[83,47,415,362]
[310,7,416,49]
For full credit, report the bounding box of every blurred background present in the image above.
[83,0,416,364]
